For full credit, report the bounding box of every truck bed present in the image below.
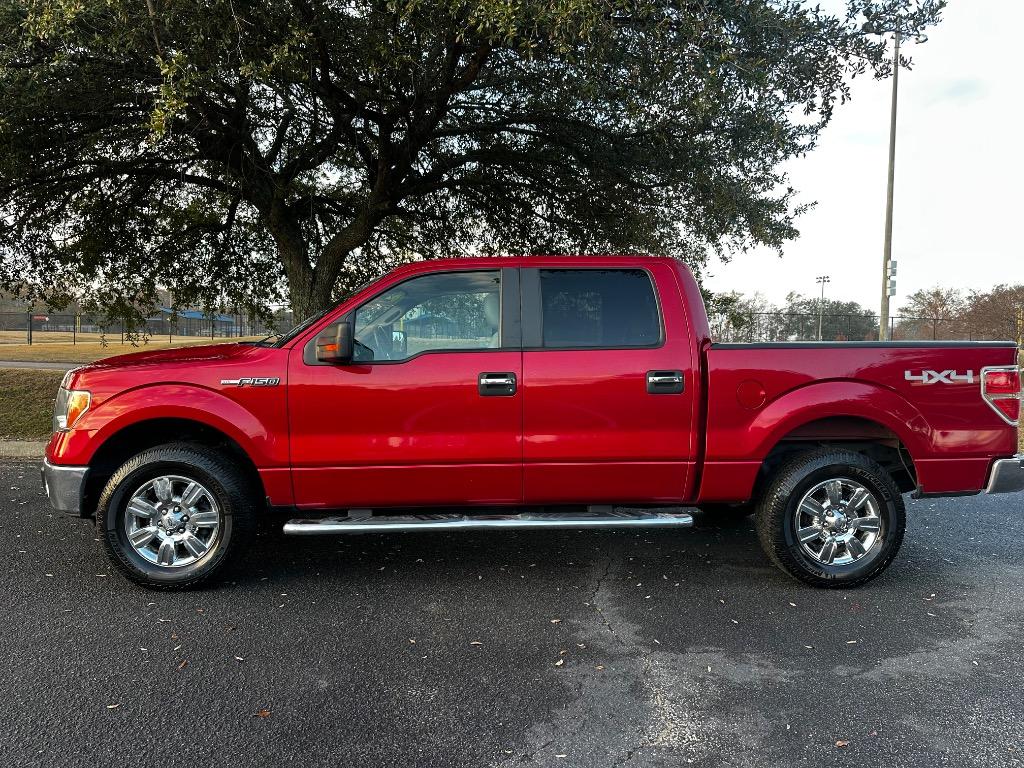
[700,340,1019,499]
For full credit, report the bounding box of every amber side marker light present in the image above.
[981,366,1021,425]
[53,389,91,431]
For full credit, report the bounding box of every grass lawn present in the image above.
[0,337,262,364]
[0,368,65,439]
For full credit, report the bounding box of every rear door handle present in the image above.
[647,370,684,394]
[479,372,517,396]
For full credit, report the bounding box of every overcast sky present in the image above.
[703,0,1024,313]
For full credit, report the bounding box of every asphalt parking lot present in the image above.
[2,459,1023,768]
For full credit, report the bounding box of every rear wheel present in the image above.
[97,443,257,589]
[755,448,905,588]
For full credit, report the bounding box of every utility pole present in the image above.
[863,9,932,340]
[816,275,831,341]
[879,30,900,341]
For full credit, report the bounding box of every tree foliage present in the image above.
[710,290,877,341]
[0,0,944,321]
[710,282,1022,343]
[897,284,1023,341]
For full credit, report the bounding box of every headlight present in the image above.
[53,389,91,432]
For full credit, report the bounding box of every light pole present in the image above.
[863,16,929,341]
[816,275,831,341]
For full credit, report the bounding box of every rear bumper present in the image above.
[41,459,88,515]
[986,455,1024,494]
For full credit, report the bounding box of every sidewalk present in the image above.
[0,441,46,459]
[0,360,77,370]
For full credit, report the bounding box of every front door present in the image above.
[521,265,696,504]
[288,268,523,509]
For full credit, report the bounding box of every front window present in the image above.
[352,271,501,361]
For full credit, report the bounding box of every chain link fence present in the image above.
[0,311,294,345]
[709,312,1021,344]
[2,308,1019,346]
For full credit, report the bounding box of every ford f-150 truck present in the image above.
[41,256,1023,590]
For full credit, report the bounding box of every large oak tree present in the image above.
[0,0,943,321]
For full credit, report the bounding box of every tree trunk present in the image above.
[266,203,382,322]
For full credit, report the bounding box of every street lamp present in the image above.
[862,14,929,341]
[816,275,831,341]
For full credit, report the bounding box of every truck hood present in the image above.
[77,342,261,372]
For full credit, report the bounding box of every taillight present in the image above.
[982,365,1021,425]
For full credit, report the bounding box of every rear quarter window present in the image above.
[539,269,661,348]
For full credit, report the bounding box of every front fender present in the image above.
[46,383,287,468]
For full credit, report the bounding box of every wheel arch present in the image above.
[82,417,265,518]
[753,414,920,499]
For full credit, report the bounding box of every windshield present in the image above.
[269,274,388,347]
[271,307,332,347]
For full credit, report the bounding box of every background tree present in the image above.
[0,0,945,322]
[962,284,1024,342]
[896,285,965,339]
[781,292,878,341]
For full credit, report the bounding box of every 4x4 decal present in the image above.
[904,369,975,385]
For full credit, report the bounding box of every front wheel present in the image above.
[755,448,905,588]
[97,443,257,589]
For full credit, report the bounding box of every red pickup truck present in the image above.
[42,256,1023,590]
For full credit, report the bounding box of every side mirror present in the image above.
[315,321,353,364]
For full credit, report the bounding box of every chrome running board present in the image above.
[282,509,694,535]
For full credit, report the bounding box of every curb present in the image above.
[0,361,78,370]
[0,441,47,459]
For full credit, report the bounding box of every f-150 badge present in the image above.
[220,377,280,387]
[904,370,974,385]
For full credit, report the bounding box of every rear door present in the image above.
[521,264,696,503]
[288,267,523,509]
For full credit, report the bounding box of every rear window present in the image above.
[539,269,661,348]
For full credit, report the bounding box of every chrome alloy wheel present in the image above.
[793,478,882,567]
[123,475,221,568]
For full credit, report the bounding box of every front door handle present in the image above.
[479,372,517,396]
[647,370,685,394]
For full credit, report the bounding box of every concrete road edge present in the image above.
[0,441,47,459]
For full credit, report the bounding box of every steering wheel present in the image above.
[372,326,394,360]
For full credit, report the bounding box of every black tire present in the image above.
[755,448,905,588]
[97,443,257,589]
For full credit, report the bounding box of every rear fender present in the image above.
[746,380,931,460]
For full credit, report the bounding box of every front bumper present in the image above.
[41,459,88,515]
[986,454,1024,494]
